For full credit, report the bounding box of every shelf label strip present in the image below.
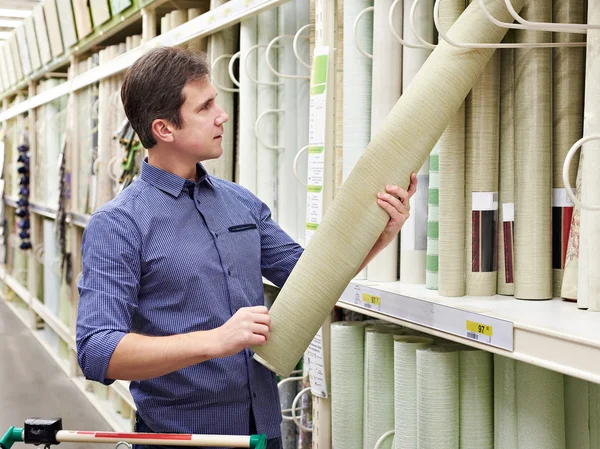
[339,283,514,351]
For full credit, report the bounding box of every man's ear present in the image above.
[151,119,175,144]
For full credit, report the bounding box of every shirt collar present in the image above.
[140,159,214,197]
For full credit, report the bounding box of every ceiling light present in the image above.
[0,8,32,19]
[0,18,20,27]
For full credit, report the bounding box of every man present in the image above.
[76,46,417,449]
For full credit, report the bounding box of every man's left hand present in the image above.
[375,172,418,248]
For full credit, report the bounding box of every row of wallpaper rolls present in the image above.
[0,0,137,93]
[331,320,600,449]
[341,0,595,305]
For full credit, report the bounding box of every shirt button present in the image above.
[196,199,200,203]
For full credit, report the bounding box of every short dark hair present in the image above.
[121,46,210,149]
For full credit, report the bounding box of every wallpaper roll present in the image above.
[95,49,113,211]
[254,8,279,214]
[400,0,434,285]
[252,0,526,377]
[335,0,344,198]
[33,5,51,65]
[514,0,553,300]
[238,17,258,193]
[188,9,208,52]
[426,144,439,290]
[393,335,434,449]
[331,322,365,449]
[295,0,310,248]
[278,1,301,242]
[437,0,466,298]
[590,381,600,448]
[497,32,515,296]
[465,47,500,297]
[366,0,402,282]
[43,219,61,352]
[342,0,373,182]
[459,349,493,449]
[204,0,238,182]
[42,0,64,58]
[578,0,600,311]
[564,375,590,449]
[416,346,459,449]
[552,0,585,298]
[562,160,582,301]
[364,327,400,449]
[493,355,517,449]
[516,362,565,449]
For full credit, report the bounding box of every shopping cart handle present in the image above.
[249,434,267,449]
[0,426,23,449]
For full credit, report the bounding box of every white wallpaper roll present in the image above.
[204,0,238,182]
[332,322,366,449]
[564,375,590,449]
[493,355,517,449]
[393,336,433,449]
[578,0,600,311]
[277,1,300,242]
[366,0,402,282]
[400,0,434,285]
[188,9,208,52]
[255,8,279,215]
[459,349,492,449]
[364,327,401,449]
[416,346,459,449]
[342,0,373,183]
[238,17,258,193]
[516,362,566,449]
[43,219,61,351]
[295,0,310,248]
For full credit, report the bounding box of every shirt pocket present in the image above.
[221,221,262,278]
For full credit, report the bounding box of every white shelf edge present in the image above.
[69,212,90,228]
[29,295,76,351]
[3,271,31,305]
[30,202,58,219]
[4,197,18,208]
[0,0,290,123]
[337,281,600,384]
[72,377,133,432]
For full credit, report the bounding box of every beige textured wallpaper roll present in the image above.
[552,0,585,298]
[514,0,553,300]
[516,362,565,449]
[253,0,526,377]
[465,48,500,297]
[497,33,514,296]
[562,160,582,301]
[437,0,466,298]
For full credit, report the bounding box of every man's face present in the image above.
[171,78,229,162]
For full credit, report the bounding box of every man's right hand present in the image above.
[214,306,271,358]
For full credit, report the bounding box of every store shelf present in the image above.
[112,380,136,410]
[2,267,31,305]
[72,377,133,432]
[30,202,58,219]
[0,0,289,122]
[70,212,90,228]
[337,280,600,384]
[4,197,18,208]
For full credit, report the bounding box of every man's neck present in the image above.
[147,151,198,181]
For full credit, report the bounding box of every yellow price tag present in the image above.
[223,7,232,16]
[362,293,381,307]
[207,15,216,23]
[466,320,493,337]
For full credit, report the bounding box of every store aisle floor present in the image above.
[0,300,113,449]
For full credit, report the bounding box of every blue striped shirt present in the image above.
[76,160,304,440]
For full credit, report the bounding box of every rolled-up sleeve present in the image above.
[76,210,142,385]
[256,201,304,288]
